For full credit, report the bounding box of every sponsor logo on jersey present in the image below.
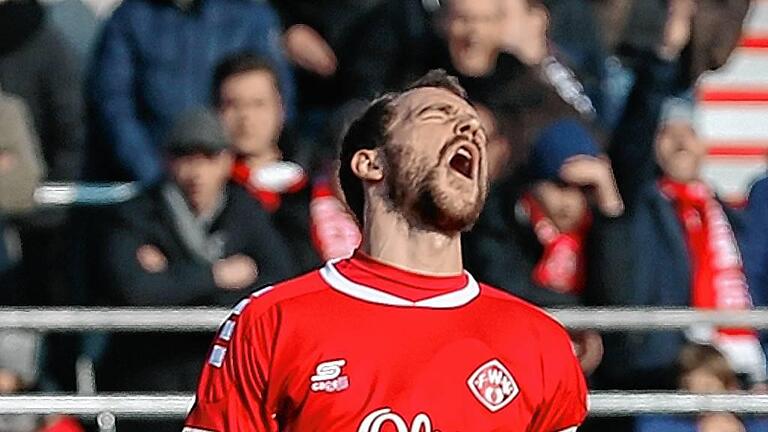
[310,359,350,393]
[358,408,435,432]
[467,359,519,412]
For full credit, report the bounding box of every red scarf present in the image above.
[309,181,362,260]
[659,178,754,338]
[231,159,308,213]
[232,159,361,260]
[521,194,591,295]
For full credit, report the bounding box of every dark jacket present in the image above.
[0,0,84,182]
[87,0,295,184]
[463,175,583,307]
[96,182,297,390]
[743,177,768,308]
[585,54,748,389]
[271,0,385,109]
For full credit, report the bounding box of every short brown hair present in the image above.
[677,343,739,390]
[212,52,280,107]
[337,70,468,225]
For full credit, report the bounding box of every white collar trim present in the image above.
[319,259,480,308]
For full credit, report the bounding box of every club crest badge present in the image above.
[467,359,519,412]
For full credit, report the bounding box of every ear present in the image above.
[350,149,384,182]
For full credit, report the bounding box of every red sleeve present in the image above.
[184,293,280,432]
[529,323,589,432]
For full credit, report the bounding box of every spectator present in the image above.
[95,108,296,432]
[587,0,766,395]
[0,329,83,432]
[636,343,768,432]
[0,0,85,308]
[214,52,360,266]
[87,0,295,185]
[427,0,601,176]
[0,90,45,305]
[465,119,622,307]
[0,0,83,184]
[272,0,385,108]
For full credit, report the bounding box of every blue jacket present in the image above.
[88,0,295,184]
[586,55,746,389]
[743,177,768,307]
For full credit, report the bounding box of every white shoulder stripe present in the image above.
[557,427,578,432]
[319,259,480,308]
[182,428,215,432]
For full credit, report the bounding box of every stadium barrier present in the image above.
[0,392,768,417]
[2,307,768,331]
[0,307,767,420]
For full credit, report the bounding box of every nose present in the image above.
[454,115,482,140]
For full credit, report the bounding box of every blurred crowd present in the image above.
[0,0,765,430]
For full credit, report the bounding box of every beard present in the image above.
[383,142,487,234]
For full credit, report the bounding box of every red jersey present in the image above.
[184,254,587,432]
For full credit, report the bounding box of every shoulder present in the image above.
[233,269,330,325]
[478,283,570,332]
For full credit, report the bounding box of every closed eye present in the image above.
[416,103,456,120]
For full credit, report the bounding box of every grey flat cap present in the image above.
[165,107,229,155]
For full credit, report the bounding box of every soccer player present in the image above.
[184,70,588,432]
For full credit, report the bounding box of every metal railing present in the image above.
[1,392,768,417]
[33,182,140,206]
[0,307,765,419]
[1,307,768,331]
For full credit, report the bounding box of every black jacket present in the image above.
[95,182,297,390]
[463,175,584,307]
[0,0,83,182]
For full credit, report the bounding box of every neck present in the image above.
[191,190,224,222]
[240,149,280,171]
[360,201,463,276]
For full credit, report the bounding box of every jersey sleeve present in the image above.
[184,291,280,432]
[529,324,589,432]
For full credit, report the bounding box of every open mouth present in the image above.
[449,146,474,179]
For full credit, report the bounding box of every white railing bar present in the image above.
[2,308,768,331]
[589,392,768,416]
[34,182,140,206]
[1,393,767,417]
[0,394,192,417]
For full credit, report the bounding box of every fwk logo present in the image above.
[310,359,349,393]
[467,359,519,412]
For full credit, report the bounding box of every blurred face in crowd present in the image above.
[218,70,284,159]
[380,87,489,233]
[532,181,588,232]
[501,0,549,65]
[655,121,705,183]
[442,0,504,77]
[169,150,234,215]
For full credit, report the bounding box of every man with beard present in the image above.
[184,70,587,432]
